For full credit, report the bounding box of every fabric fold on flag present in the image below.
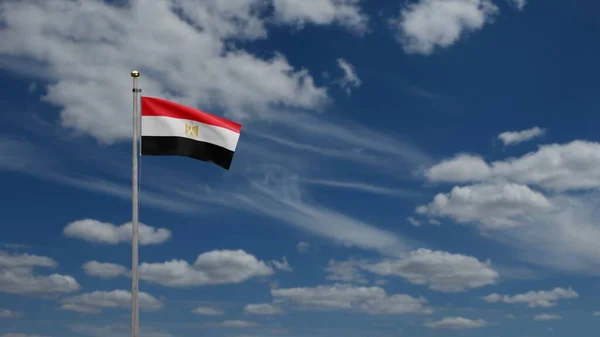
[140,96,242,170]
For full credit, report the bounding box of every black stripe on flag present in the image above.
[141,136,235,170]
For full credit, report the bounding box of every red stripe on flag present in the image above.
[141,96,242,133]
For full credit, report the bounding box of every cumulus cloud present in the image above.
[139,249,273,287]
[363,248,498,292]
[0,269,79,295]
[534,314,562,321]
[244,303,284,315]
[273,0,368,33]
[425,141,600,192]
[63,219,171,245]
[0,250,80,295]
[271,283,431,314]
[60,290,162,314]
[417,183,553,229]
[482,287,578,308]
[391,0,499,55]
[419,139,600,274]
[0,251,56,269]
[424,316,487,329]
[498,127,545,146]
[425,154,491,182]
[192,306,225,316]
[82,261,129,279]
[0,0,331,143]
[336,58,361,95]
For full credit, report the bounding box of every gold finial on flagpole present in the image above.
[131,70,140,78]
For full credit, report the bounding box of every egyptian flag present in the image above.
[140,96,242,170]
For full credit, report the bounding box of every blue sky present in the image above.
[1,0,600,336]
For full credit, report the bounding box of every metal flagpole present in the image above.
[130,70,141,337]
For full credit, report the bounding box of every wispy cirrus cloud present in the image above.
[335,58,361,95]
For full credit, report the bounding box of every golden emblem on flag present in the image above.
[185,124,199,138]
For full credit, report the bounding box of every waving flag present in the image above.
[140,96,242,170]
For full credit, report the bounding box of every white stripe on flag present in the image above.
[141,116,240,152]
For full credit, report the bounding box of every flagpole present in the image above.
[130,70,140,337]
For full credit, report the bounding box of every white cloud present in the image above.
[82,261,129,279]
[391,0,499,55]
[60,290,162,313]
[273,0,368,33]
[498,127,545,146]
[70,323,172,337]
[336,58,361,95]
[492,141,600,191]
[63,219,171,245]
[0,309,23,318]
[420,139,600,274]
[407,217,422,227]
[363,248,498,292]
[425,141,600,192]
[0,251,56,268]
[296,241,310,253]
[0,0,434,260]
[302,178,420,197]
[508,0,527,11]
[534,314,562,321]
[594,311,600,316]
[139,249,273,287]
[271,283,431,314]
[244,303,284,315]
[233,177,415,255]
[0,272,77,295]
[0,0,329,143]
[271,257,293,272]
[482,287,578,308]
[425,154,492,182]
[211,320,259,328]
[424,316,487,329]
[417,182,553,230]
[419,182,600,274]
[0,251,80,295]
[324,259,368,284]
[192,306,225,316]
